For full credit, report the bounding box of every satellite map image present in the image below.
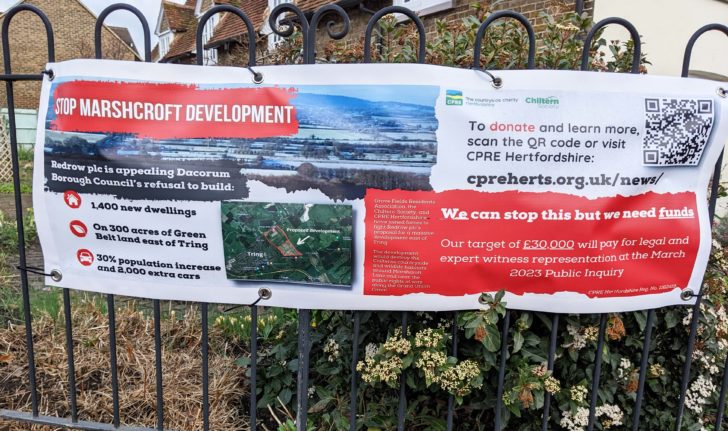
[221,201,353,286]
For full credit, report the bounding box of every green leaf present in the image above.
[513,332,524,353]
[495,290,506,303]
[664,310,678,329]
[481,324,501,352]
[234,356,251,368]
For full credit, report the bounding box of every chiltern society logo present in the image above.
[446,90,464,106]
[526,96,559,108]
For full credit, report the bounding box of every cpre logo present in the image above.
[69,220,88,238]
[63,190,82,209]
[446,90,464,106]
[77,249,94,266]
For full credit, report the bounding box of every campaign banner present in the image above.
[33,59,728,312]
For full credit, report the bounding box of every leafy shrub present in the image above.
[217,5,728,430]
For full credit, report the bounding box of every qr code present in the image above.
[643,98,714,166]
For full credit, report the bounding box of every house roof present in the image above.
[295,0,339,13]
[205,0,268,49]
[162,26,197,62]
[109,26,138,57]
[151,43,160,62]
[161,0,196,32]
[160,0,198,62]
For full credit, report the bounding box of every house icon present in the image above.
[63,190,81,209]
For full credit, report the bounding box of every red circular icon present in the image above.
[76,249,94,266]
[69,220,88,238]
[63,190,81,209]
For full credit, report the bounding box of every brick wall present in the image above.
[0,0,138,109]
[423,0,594,34]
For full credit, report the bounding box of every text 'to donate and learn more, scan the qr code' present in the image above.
[643,98,715,166]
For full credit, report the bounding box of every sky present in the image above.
[0,0,188,54]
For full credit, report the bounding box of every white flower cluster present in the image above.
[596,404,624,429]
[544,376,561,394]
[583,326,599,342]
[415,350,447,383]
[439,360,482,397]
[563,325,587,351]
[356,355,403,386]
[648,364,665,378]
[383,330,412,355]
[323,338,341,362]
[685,375,717,415]
[559,404,623,431]
[560,407,589,431]
[531,364,547,377]
[414,328,445,349]
[617,357,632,380]
[570,385,588,404]
[364,343,378,359]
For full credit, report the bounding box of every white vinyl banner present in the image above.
[33,59,728,312]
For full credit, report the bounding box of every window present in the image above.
[201,14,218,65]
[159,32,171,58]
[268,0,291,51]
[392,0,454,18]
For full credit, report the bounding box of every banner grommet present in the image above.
[49,269,62,282]
[258,287,272,301]
[680,289,695,301]
[42,69,54,81]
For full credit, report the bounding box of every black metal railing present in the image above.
[0,2,726,430]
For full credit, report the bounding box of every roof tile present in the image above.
[162,0,196,32]
[295,0,337,13]
[206,0,268,48]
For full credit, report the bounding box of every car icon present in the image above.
[77,249,94,266]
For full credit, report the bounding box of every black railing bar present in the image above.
[363,6,426,63]
[107,295,121,427]
[575,0,584,14]
[0,73,44,81]
[580,17,641,73]
[632,309,655,430]
[196,5,256,67]
[541,313,560,431]
[494,310,511,431]
[0,410,170,431]
[586,314,608,431]
[62,288,79,422]
[296,309,312,431]
[2,4,55,417]
[153,299,164,430]
[715,351,728,430]
[675,163,722,430]
[94,4,151,61]
[251,305,258,431]
[7,83,38,415]
[473,11,536,70]
[446,311,458,430]
[201,303,210,431]
[397,311,408,431]
[676,25,728,427]
[349,312,361,431]
[306,5,350,64]
[94,9,153,426]
[709,152,724,223]
[269,4,309,63]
